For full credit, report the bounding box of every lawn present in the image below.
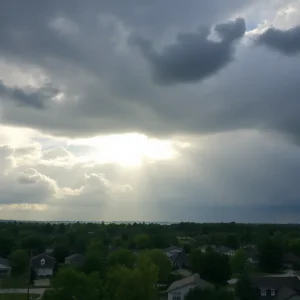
[0,295,40,300]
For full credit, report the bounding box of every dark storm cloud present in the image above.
[256,25,300,55]
[131,18,246,84]
[0,81,59,109]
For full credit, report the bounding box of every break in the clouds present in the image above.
[256,25,300,55]
[1,0,300,222]
[132,18,246,84]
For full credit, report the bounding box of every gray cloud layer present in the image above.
[0,81,59,109]
[256,25,300,55]
[132,18,246,84]
[1,0,300,222]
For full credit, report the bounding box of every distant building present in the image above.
[250,276,300,300]
[164,246,184,258]
[283,253,300,271]
[167,274,210,300]
[65,253,85,267]
[31,253,56,278]
[0,257,11,278]
[169,252,189,269]
[217,246,235,256]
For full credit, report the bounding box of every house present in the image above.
[244,247,259,264]
[0,257,11,278]
[250,276,300,300]
[217,246,235,256]
[31,253,56,278]
[169,252,189,269]
[167,274,210,300]
[65,253,85,267]
[283,253,300,271]
[200,245,217,253]
[164,246,184,258]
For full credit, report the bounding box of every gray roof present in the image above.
[31,253,55,269]
[218,246,233,254]
[251,276,300,290]
[65,253,85,266]
[0,257,10,267]
[274,287,299,300]
[164,246,183,253]
[169,252,188,264]
[283,253,300,265]
[167,274,209,292]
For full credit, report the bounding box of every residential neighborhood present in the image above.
[1,222,300,300]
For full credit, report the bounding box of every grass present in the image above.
[0,295,40,300]
[0,276,31,289]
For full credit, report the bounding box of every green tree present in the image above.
[183,243,192,254]
[0,234,14,257]
[258,237,283,272]
[190,249,204,274]
[105,256,158,300]
[225,234,239,250]
[190,250,231,285]
[214,288,235,300]
[108,249,136,268]
[141,249,172,283]
[21,235,45,253]
[53,242,70,263]
[235,272,257,300]
[9,249,29,276]
[230,249,248,274]
[44,268,103,300]
[288,239,300,257]
[82,251,106,277]
[134,234,152,249]
[185,287,214,300]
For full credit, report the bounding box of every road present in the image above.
[0,288,46,294]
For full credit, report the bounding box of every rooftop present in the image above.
[167,274,209,292]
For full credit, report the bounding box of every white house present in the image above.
[0,258,11,278]
[164,246,184,258]
[167,274,210,300]
[217,246,235,256]
[31,253,56,278]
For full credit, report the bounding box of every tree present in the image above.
[288,239,300,257]
[53,242,70,263]
[105,256,158,300]
[140,249,172,283]
[9,249,29,276]
[108,249,136,268]
[230,249,248,274]
[190,250,231,285]
[44,268,103,300]
[225,234,239,250]
[214,288,235,300]
[21,235,45,253]
[0,234,14,257]
[134,234,152,249]
[185,286,234,300]
[185,287,214,300]
[235,271,257,300]
[82,251,106,277]
[258,237,283,272]
[190,249,204,274]
[183,243,192,254]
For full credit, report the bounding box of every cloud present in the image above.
[256,25,300,55]
[1,0,300,223]
[0,81,60,109]
[131,18,246,84]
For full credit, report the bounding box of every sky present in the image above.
[1,0,300,223]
